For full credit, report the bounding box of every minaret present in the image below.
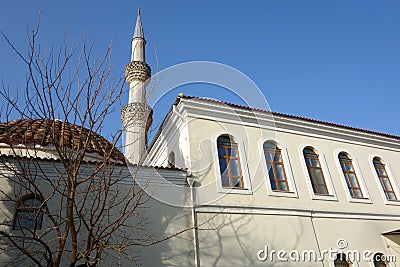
[122,9,152,165]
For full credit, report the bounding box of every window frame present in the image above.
[299,144,337,201]
[217,135,244,188]
[370,155,400,205]
[260,139,298,198]
[335,150,371,203]
[374,158,396,200]
[304,148,329,195]
[213,132,252,195]
[13,194,44,231]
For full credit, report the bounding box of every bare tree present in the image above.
[0,22,179,266]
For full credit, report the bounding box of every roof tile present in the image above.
[0,119,125,162]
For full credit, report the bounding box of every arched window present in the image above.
[263,141,289,191]
[334,253,350,267]
[303,147,328,195]
[217,135,243,188]
[373,253,387,267]
[338,152,363,198]
[14,194,44,230]
[373,157,397,201]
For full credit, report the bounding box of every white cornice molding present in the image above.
[146,107,186,165]
[195,204,400,221]
[178,98,400,151]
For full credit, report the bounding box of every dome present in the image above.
[0,119,125,162]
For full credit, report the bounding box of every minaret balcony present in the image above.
[125,61,151,83]
[121,102,152,129]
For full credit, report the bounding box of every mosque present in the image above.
[0,10,399,267]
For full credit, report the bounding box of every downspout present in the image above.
[187,174,199,267]
[310,210,325,267]
[178,94,199,265]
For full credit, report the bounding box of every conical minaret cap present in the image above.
[133,8,144,39]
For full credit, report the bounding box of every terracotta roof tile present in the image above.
[0,119,125,161]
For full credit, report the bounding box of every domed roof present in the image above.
[0,119,125,162]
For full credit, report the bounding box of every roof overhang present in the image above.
[383,229,400,245]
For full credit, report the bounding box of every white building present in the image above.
[137,11,400,267]
[1,9,400,267]
[144,94,400,266]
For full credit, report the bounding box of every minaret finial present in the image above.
[138,8,141,16]
[133,8,144,39]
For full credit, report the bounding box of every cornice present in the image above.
[195,204,400,221]
[177,98,400,151]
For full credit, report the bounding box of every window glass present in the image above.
[218,147,226,156]
[232,178,242,188]
[276,164,285,180]
[217,135,244,188]
[221,177,230,187]
[354,189,363,198]
[338,152,363,198]
[270,179,277,190]
[230,160,240,176]
[373,157,397,201]
[303,147,329,195]
[14,195,43,230]
[219,159,228,174]
[264,141,289,192]
[278,181,288,191]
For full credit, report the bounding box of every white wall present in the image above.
[145,98,400,266]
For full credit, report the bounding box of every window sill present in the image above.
[348,197,372,204]
[311,194,338,201]
[269,190,299,198]
[384,199,400,206]
[218,186,253,195]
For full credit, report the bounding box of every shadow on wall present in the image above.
[137,186,194,266]
[195,212,307,267]
[139,191,319,267]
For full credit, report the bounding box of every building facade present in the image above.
[0,9,399,267]
[145,95,400,266]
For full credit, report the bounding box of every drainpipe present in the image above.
[186,174,199,267]
[310,210,325,267]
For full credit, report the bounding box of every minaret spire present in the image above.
[131,8,146,62]
[133,8,144,40]
[122,9,152,165]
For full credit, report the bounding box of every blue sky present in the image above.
[0,1,399,139]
